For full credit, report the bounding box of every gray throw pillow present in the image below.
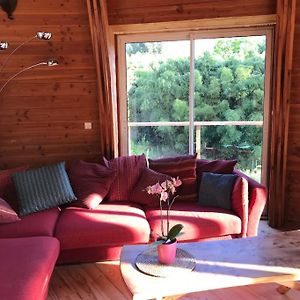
[12,161,76,216]
[198,172,237,210]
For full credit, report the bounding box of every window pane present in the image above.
[129,126,189,158]
[194,36,266,182]
[126,40,190,123]
[194,36,266,122]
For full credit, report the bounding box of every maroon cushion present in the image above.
[0,207,60,238]
[0,236,59,300]
[148,155,197,202]
[0,197,20,224]
[103,154,147,202]
[0,166,29,211]
[55,202,150,250]
[196,159,237,175]
[130,168,171,208]
[145,202,241,242]
[196,159,237,190]
[68,160,116,209]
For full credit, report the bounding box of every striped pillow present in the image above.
[148,155,197,202]
[12,162,76,216]
[103,154,147,202]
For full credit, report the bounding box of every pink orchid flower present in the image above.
[160,191,169,202]
[172,177,182,188]
[148,182,163,194]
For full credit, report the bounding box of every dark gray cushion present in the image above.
[12,162,76,216]
[198,172,237,210]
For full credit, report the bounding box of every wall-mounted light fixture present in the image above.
[0,0,18,20]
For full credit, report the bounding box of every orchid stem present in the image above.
[159,198,164,237]
[167,197,170,236]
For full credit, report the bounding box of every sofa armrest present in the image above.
[231,177,248,238]
[233,170,267,237]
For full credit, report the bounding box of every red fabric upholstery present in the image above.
[145,203,241,242]
[0,197,20,224]
[196,159,237,174]
[149,155,197,202]
[234,170,267,236]
[103,155,147,202]
[130,167,171,207]
[55,202,150,250]
[0,165,29,211]
[0,236,59,300]
[0,207,60,238]
[231,177,248,237]
[58,245,123,263]
[68,160,116,209]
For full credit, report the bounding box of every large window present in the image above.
[118,28,272,183]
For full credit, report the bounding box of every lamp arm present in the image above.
[0,35,36,73]
[0,61,47,94]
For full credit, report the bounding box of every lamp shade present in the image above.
[0,41,9,50]
[36,32,52,40]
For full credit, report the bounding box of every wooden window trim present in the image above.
[116,21,274,185]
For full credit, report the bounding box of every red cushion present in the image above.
[0,236,59,300]
[145,202,241,242]
[196,159,237,174]
[130,168,171,208]
[68,160,116,209]
[0,197,20,224]
[103,154,147,202]
[231,177,248,237]
[148,155,197,202]
[55,202,150,250]
[0,207,60,238]
[0,166,29,211]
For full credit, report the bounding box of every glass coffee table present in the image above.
[120,231,300,299]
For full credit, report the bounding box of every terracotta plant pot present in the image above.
[157,239,177,265]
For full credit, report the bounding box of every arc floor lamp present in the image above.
[0,31,59,94]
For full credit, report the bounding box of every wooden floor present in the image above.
[48,221,300,300]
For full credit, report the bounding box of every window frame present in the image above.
[117,27,273,184]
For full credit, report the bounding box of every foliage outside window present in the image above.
[123,34,269,183]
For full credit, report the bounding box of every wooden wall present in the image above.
[285,2,300,226]
[0,0,101,169]
[107,0,276,25]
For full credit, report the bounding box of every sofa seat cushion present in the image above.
[0,236,59,300]
[0,207,60,238]
[55,202,151,250]
[145,203,241,242]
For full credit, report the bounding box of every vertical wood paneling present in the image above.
[285,2,300,226]
[107,0,276,25]
[0,0,101,168]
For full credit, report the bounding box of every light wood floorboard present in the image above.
[48,221,300,300]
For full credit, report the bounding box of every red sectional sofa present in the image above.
[0,157,267,299]
[0,236,59,300]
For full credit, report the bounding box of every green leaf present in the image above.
[167,224,183,240]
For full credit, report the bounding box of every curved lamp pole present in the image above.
[0,31,52,72]
[0,58,59,94]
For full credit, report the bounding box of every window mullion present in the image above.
[189,37,195,155]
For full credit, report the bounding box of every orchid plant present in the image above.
[146,177,183,244]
